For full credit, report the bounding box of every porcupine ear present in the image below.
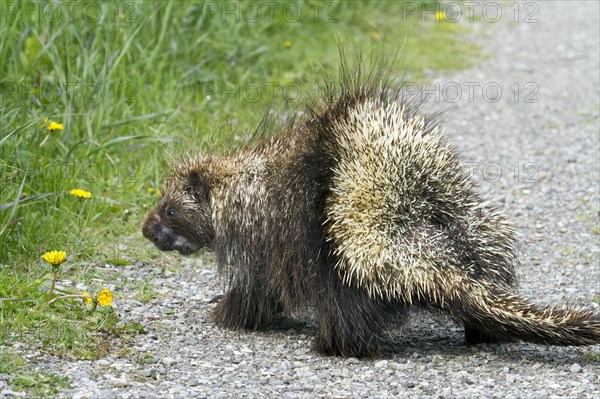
[187,170,210,202]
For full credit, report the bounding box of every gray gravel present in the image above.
[4,1,599,398]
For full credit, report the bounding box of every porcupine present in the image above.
[142,56,600,357]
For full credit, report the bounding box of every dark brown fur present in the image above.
[142,57,600,357]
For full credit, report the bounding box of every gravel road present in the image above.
[6,1,600,398]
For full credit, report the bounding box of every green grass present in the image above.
[0,0,479,376]
[0,350,71,396]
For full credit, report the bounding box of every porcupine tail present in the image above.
[436,269,600,346]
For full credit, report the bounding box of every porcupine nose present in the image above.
[142,213,175,251]
[141,214,157,241]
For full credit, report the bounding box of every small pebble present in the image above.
[162,357,177,366]
[570,363,582,373]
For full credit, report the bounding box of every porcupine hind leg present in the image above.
[311,266,406,357]
[464,327,501,345]
[459,205,519,345]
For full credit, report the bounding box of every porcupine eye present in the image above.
[165,207,176,219]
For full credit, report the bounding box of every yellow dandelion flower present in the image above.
[97,288,113,307]
[284,40,292,49]
[41,251,67,266]
[435,11,446,22]
[82,291,93,305]
[69,188,92,199]
[46,120,64,131]
[147,187,161,197]
[370,31,381,40]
